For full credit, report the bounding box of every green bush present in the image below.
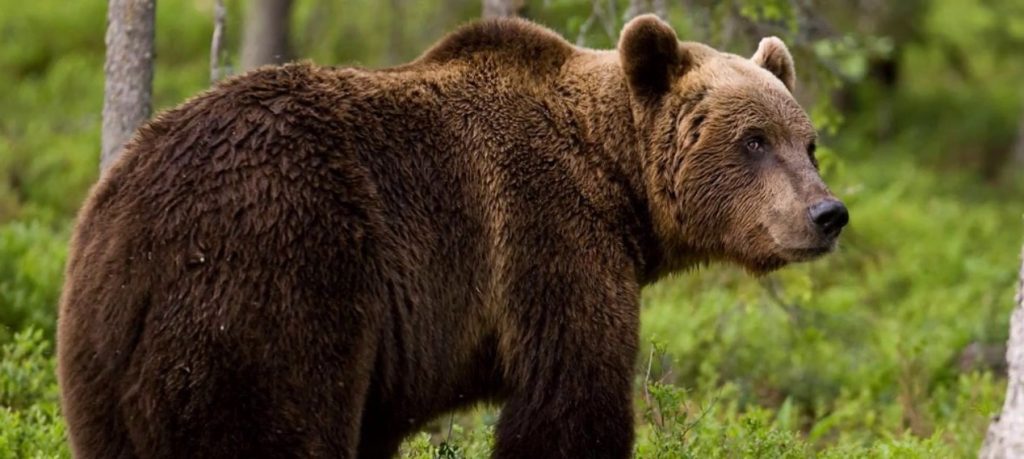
[0,329,69,459]
[0,221,68,340]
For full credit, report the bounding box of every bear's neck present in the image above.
[561,51,665,283]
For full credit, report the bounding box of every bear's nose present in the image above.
[808,199,849,237]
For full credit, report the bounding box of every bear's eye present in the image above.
[808,142,819,168]
[690,115,705,143]
[745,136,766,154]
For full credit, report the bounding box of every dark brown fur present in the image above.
[58,15,843,458]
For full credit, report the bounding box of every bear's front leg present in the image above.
[492,257,640,459]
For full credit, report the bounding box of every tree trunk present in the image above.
[625,0,667,20]
[1012,110,1024,166]
[241,0,293,70]
[624,0,645,20]
[981,247,1024,458]
[388,0,404,65]
[652,0,668,19]
[482,0,524,18]
[101,0,155,172]
[210,0,227,83]
[625,0,661,19]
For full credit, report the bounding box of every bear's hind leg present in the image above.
[117,308,380,459]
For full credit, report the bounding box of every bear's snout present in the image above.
[807,199,849,239]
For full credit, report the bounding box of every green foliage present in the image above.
[398,417,496,458]
[2,0,1023,457]
[0,329,69,458]
[0,221,68,340]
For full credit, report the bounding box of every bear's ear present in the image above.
[619,14,689,101]
[751,36,796,92]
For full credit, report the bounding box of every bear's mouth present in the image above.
[779,244,834,262]
[737,242,835,275]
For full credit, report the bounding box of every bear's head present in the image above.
[619,15,847,274]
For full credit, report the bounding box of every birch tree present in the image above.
[101,0,155,172]
[625,0,667,20]
[482,0,524,18]
[210,0,227,83]
[241,0,293,70]
[980,247,1024,458]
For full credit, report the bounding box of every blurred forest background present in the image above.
[2,0,1024,457]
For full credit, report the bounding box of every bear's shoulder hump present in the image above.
[418,18,574,68]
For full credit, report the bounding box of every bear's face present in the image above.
[619,15,848,273]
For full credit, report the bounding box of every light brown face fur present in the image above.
[620,15,847,273]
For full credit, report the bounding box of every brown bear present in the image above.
[57,14,847,459]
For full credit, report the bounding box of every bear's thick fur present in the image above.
[58,15,845,458]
